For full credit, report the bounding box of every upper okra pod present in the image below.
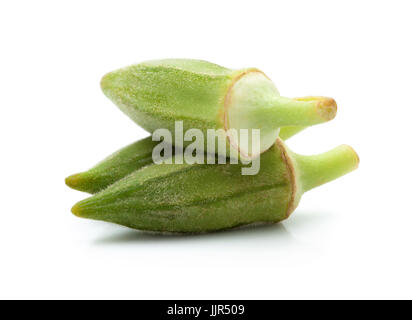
[101,59,337,159]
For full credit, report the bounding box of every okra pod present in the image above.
[71,139,358,233]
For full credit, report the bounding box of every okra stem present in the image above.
[278,125,306,140]
[295,144,359,192]
[268,96,337,127]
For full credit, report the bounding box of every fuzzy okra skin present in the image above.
[71,139,359,233]
[101,59,336,159]
[66,137,157,194]
[65,127,305,194]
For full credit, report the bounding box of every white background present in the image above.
[1,0,411,300]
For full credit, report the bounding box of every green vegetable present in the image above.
[71,139,358,233]
[101,59,336,159]
[66,137,157,194]
[65,127,305,194]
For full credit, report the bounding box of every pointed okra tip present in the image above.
[70,198,92,218]
[100,69,121,98]
[65,172,95,193]
[71,202,82,217]
[100,71,111,90]
[65,173,82,190]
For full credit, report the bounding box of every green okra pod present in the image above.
[101,59,336,159]
[71,139,359,233]
[65,127,305,194]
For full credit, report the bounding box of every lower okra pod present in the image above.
[71,139,359,233]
